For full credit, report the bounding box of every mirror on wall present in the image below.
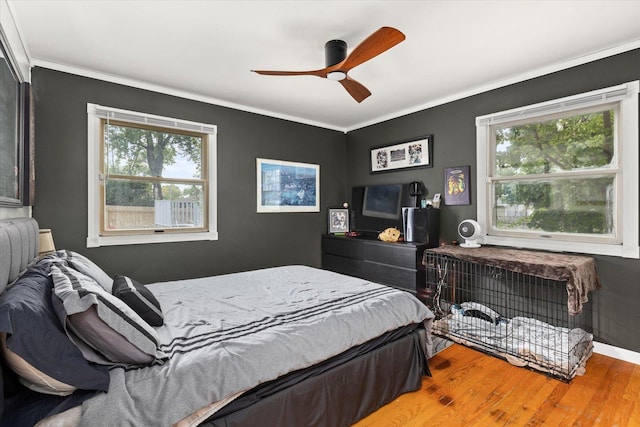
[0,33,28,207]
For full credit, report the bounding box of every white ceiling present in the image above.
[7,0,640,132]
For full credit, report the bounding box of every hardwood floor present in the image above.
[353,343,640,426]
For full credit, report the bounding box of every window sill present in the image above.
[87,230,219,248]
[481,235,639,259]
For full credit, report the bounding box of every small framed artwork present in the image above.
[256,158,320,213]
[444,165,471,205]
[370,135,433,174]
[328,208,349,234]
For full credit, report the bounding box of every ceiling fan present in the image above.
[251,27,405,103]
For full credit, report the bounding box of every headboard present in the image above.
[0,217,39,293]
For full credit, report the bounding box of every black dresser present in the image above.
[321,234,430,296]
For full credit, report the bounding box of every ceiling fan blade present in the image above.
[339,77,371,103]
[339,27,405,71]
[251,68,327,78]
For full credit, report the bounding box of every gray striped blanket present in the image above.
[80,265,434,426]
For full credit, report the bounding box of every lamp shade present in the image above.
[38,229,56,257]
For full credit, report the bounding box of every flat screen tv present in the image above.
[362,184,403,219]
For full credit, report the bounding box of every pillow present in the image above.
[60,250,113,293]
[112,275,164,326]
[50,263,167,365]
[67,306,154,365]
[0,262,110,394]
[0,333,76,396]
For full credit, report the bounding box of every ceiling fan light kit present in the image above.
[252,27,405,102]
[326,71,346,81]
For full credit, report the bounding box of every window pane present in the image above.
[105,179,204,231]
[105,123,203,179]
[0,54,20,201]
[494,177,614,235]
[495,110,615,176]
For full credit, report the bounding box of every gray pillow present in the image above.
[61,250,113,293]
[113,275,164,327]
[50,263,167,365]
[67,306,155,365]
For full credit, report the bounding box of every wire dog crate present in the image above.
[423,248,597,381]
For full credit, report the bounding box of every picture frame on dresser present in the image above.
[328,208,349,234]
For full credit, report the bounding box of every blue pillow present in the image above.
[0,262,110,393]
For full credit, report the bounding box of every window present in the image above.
[476,81,639,258]
[87,104,217,247]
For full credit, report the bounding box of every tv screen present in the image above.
[362,184,403,219]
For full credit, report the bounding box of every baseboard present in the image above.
[594,341,640,365]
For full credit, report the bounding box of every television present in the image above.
[362,184,403,219]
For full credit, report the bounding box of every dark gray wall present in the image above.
[31,49,640,353]
[346,49,640,352]
[31,68,347,283]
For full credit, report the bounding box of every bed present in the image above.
[0,218,434,426]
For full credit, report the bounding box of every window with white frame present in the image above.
[87,104,217,247]
[476,81,639,258]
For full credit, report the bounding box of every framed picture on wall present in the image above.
[369,135,433,174]
[328,208,349,234]
[444,165,471,205]
[256,158,320,213]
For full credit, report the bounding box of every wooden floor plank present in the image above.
[472,368,553,426]
[352,344,640,427]
[580,358,635,426]
[626,364,640,426]
[534,352,612,425]
[455,357,543,425]
[396,351,489,425]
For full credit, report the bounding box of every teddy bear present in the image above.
[378,227,401,242]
